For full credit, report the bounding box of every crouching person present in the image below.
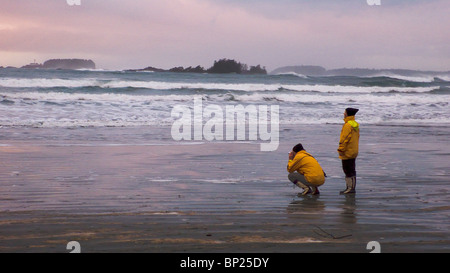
[287,143,326,196]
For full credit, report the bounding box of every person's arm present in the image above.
[338,124,352,155]
[287,152,300,173]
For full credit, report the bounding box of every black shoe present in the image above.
[311,187,320,195]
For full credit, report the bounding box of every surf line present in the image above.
[171,96,279,151]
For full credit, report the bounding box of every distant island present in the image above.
[21,59,96,70]
[271,65,450,77]
[8,59,448,77]
[127,59,267,75]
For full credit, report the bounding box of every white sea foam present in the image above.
[0,77,441,93]
[1,71,448,128]
[230,92,450,104]
[0,117,174,128]
[0,91,195,103]
[1,92,448,128]
[198,178,241,184]
[373,73,450,83]
[0,78,100,88]
[1,90,449,106]
[274,72,308,78]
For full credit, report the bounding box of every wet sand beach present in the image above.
[0,125,449,253]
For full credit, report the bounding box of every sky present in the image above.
[1,0,449,71]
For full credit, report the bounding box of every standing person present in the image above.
[287,143,326,196]
[338,108,360,194]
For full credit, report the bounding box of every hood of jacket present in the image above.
[344,116,359,131]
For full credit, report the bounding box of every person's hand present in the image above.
[289,151,295,160]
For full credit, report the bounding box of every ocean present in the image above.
[1,68,449,131]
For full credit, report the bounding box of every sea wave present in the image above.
[369,73,450,83]
[1,70,449,128]
[274,72,308,78]
[102,81,440,93]
[0,78,100,88]
[1,90,449,106]
[1,113,449,128]
[0,77,442,94]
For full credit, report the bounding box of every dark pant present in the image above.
[342,159,356,177]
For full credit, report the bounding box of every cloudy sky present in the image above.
[1,0,449,71]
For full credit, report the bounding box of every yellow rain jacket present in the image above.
[287,150,325,186]
[338,116,360,160]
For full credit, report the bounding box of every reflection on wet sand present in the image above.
[340,195,356,224]
[287,196,326,217]
[0,124,449,252]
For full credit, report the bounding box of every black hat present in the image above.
[292,143,304,153]
[346,108,359,116]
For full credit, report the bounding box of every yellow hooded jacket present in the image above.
[287,150,325,186]
[338,116,360,160]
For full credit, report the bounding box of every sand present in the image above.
[0,125,449,253]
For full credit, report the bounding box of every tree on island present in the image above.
[247,64,267,75]
[169,65,205,73]
[43,59,95,70]
[128,58,267,75]
[21,59,96,70]
[207,59,267,75]
[207,59,244,74]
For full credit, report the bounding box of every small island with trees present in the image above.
[127,58,267,75]
[21,59,96,70]
[14,58,267,74]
